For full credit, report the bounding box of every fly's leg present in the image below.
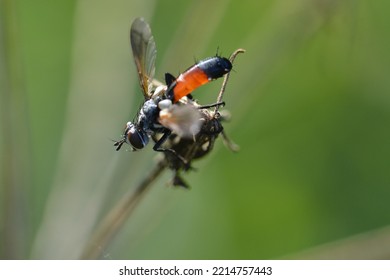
[172,172,190,189]
[221,130,240,152]
[153,130,191,169]
[198,101,225,109]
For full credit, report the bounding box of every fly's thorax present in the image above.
[137,99,159,132]
[141,99,158,115]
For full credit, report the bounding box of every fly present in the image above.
[114,17,232,164]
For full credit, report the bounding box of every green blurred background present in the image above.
[1,0,390,259]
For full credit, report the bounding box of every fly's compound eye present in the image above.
[124,122,149,150]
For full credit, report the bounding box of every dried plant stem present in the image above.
[214,48,246,113]
[81,160,167,259]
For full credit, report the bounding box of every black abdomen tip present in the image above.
[198,57,232,80]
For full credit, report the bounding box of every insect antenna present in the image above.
[113,139,125,151]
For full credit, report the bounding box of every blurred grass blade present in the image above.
[286,225,390,259]
[31,0,157,259]
[81,160,166,259]
[158,0,231,71]
[0,0,32,259]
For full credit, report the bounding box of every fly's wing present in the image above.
[159,105,202,138]
[130,17,157,98]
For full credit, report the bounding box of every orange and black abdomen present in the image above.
[166,56,232,103]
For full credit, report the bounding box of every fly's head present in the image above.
[114,121,149,151]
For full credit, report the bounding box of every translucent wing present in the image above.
[159,105,202,138]
[130,17,157,98]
